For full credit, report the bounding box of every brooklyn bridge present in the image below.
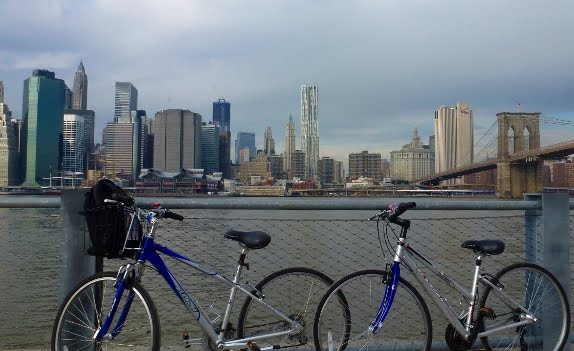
[415,112,574,198]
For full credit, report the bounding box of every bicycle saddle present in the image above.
[224,230,271,249]
[461,240,505,255]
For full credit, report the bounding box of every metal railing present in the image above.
[0,192,571,350]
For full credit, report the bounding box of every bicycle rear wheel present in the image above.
[237,267,347,351]
[52,271,160,350]
[314,269,432,351]
[479,262,570,351]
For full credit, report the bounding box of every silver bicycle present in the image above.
[314,202,570,351]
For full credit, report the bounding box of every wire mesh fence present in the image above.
[104,212,548,348]
[0,208,570,350]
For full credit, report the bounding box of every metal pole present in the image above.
[58,189,98,304]
[524,193,570,351]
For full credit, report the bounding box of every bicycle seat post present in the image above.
[466,254,483,331]
[218,247,251,346]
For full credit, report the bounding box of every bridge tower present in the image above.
[496,112,542,198]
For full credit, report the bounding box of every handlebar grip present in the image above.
[388,202,416,221]
[164,210,184,221]
[111,193,135,207]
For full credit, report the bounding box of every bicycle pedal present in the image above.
[480,307,497,319]
[247,340,262,351]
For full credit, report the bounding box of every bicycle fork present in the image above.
[94,264,141,341]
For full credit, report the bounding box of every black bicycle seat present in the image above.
[461,240,505,255]
[224,230,271,249]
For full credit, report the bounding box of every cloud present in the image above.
[0,51,80,71]
[0,0,573,166]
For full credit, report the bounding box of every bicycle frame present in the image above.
[95,234,303,350]
[372,235,538,340]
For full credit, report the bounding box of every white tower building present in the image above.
[301,85,319,178]
[434,102,474,184]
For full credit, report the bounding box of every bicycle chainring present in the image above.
[445,323,473,351]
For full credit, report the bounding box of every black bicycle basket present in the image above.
[80,203,143,259]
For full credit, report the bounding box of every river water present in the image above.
[0,196,566,349]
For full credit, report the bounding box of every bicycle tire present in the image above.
[237,267,348,351]
[314,269,432,351]
[52,271,160,351]
[479,262,570,351]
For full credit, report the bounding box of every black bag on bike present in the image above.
[80,179,142,259]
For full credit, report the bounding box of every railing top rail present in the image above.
[5,194,574,211]
[134,197,542,210]
[0,196,60,208]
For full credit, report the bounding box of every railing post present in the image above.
[541,192,570,292]
[525,192,570,351]
[58,189,99,304]
[524,193,542,265]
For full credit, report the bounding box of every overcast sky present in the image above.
[1,0,573,162]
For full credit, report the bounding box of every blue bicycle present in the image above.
[313,202,570,351]
[51,195,347,350]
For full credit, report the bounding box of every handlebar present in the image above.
[369,202,416,228]
[388,202,416,222]
[163,210,184,221]
[111,193,135,207]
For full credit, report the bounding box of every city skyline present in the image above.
[0,1,573,164]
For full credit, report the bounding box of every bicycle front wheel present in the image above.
[314,269,432,351]
[479,262,570,351]
[52,271,160,351]
[237,267,347,351]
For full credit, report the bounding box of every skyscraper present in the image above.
[114,82,138,123]
[201,122,220,174]
[219,131,231,179]
[0,81,4,103]
[62,113,85,187]
[263,126,275,155]
[72,61,88,110]
[301,85,319,177]
[213,98,231,178]
[213,98,230,132]
[153,109,202,171]
[102,122,135,179]
[65,108,95,172]
[235,132,256,165]
[0,103,19,185]
[283,115,296,173]
[434,103,473,184]
[130,110,148,182]
[22,69,66,186]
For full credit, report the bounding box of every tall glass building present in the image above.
[301,85,319,178]
[22,69,66,186]
[213,98,230,132]
[201,122,220,174]
[114,82,138,123]
[213,98,231,178]
[62,113,85,187]
[235,132,256,165]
